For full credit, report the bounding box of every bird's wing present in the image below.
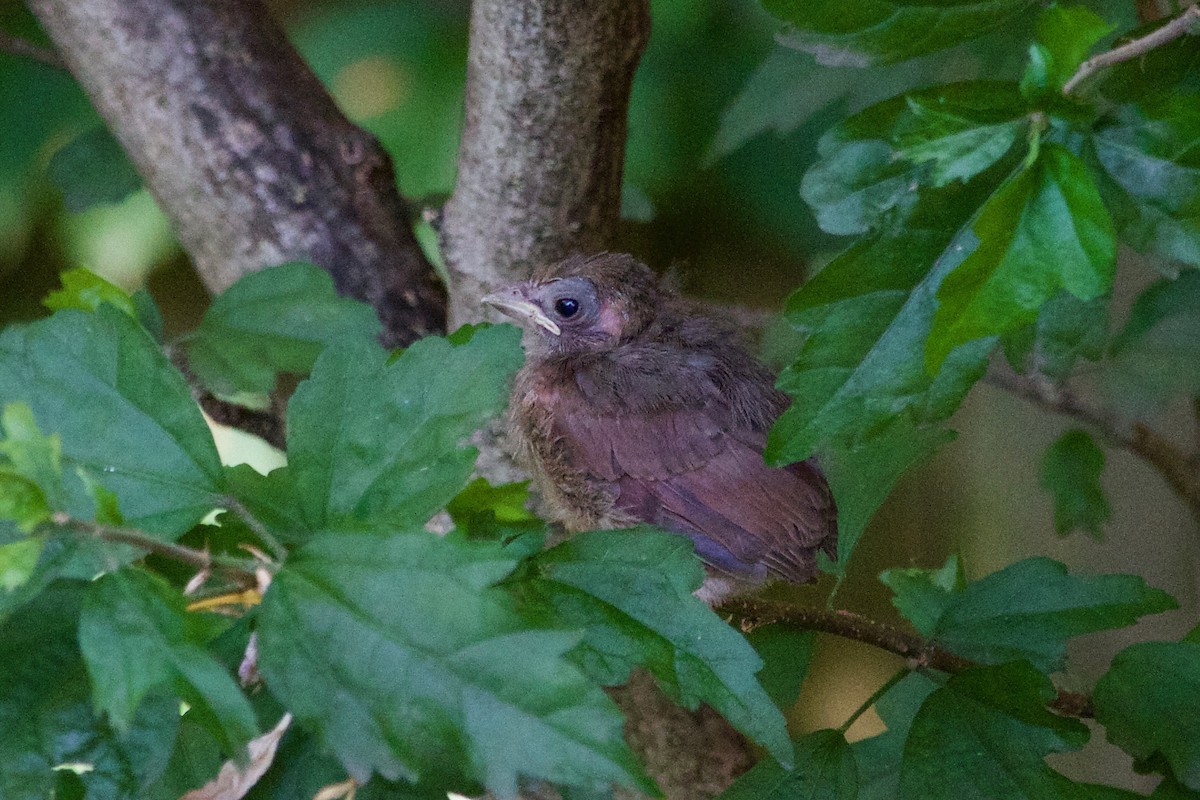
[550,347,837,584]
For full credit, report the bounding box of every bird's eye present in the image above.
[554,297,580,318]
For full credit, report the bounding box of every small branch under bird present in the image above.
[483,252,837,603]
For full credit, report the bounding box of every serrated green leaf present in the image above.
[222,464,308,545]
[521,529,792,766]
[0,580,180,800]
[930,557,1176,672]
[928,144,1116,372]
[899,662,1093,800]
[880,554,961,636]
[1091,95,1200,269]
[897,98,1024,187]
[48,125,142,213]
[256,530,651,797]
[800,81,1026,236]
[1095,641,1200,790]
[1020,4,1114,97]
[716,729,856,800]
[769,166,1008,468]
[185,262,383,398]
[0,306,224,535]
[79,567,257,753]
[1040,429,1110,538]
[44,267,137,317]
[0,535,44,590]
[853,672,939,800]
[763,0,1036,67]
[287,324,523,530]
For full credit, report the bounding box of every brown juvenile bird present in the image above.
[483,252,837,602]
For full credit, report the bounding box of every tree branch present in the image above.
[28,0,446,346]
[985,369,1200,519]
[719,596,1095,719]
[51,513,262,583]
[0,29,67,70]
[439,0,651,327]
[1062,4,1200,95]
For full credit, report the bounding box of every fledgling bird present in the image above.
[483,252,837,603]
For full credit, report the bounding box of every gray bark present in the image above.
[440,0,651,327]
[28,0,445,345]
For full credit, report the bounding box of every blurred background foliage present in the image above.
[1,0,1195,789]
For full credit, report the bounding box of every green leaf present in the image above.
[800,81,1026,236]
[716,729,856,800]
[762,0,1036,67]
[896,97,1024,187]
[880,554,961,636]
[853,672,939,800]
[899,662,1092,800]
[44,268,137,317]
[746,624,815,712]
[0,306,224,535]
[222,464,308,544]
[821,414,954,573]
[1,401,65,509]
[520,529,793,767]
[256,529,651,797]
[48,125,142,213]
[447,478,539,539]
[769,166,1009,467]
[1104,270,1200,414]
[185,262,383,398]
[927,144,1116,372]
[1100,20,1200,103]
[1002,291,1110,380]
[1040,429,1110,538]
[78,567,258,753]
[1020,4,1114,97]
[0,471,52,532]
[0,536,44,590]
[929,557,1176,672]
[0,580,180,800]
[1091,95,1200,269]
[1094,641,1200,790]
[287,324,523,530]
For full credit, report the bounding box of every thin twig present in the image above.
[51,513,262,584]
[837,668,909,734]
[720,596,1095,718]
[985,369,1200,519]
[0,29,68,70]
[1062,4,1200,95]
[222,494,288,562]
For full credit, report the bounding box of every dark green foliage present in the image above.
[1041,429,1111,537]
[1,2,1198,797]
[1095,641,1200,790]
[184,262,383,399]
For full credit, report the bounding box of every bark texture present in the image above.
[29,0,445,345]
[440,0,651,327]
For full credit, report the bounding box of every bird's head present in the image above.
[482,253,662,356]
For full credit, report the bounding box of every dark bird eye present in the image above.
[554,297,580,318]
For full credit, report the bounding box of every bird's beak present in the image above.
[481,285,561,336]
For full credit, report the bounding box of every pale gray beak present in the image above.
[481,285,561,335]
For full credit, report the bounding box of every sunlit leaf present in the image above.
[44,268,137,317]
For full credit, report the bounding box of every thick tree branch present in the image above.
[1062,4,1200,95]
[28,0,446,346]
[439,0,651,327]
[0,29,67,70]
[720,597,1096,719]
[986,369,1200,519]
